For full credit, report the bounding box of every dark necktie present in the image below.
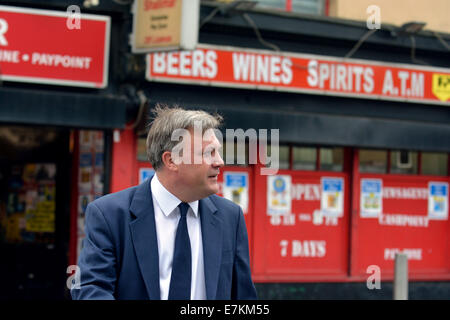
[168,202,192,300]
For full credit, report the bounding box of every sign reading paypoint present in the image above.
[0,5,110,88]
[146,44,450,105]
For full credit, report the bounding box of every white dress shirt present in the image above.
[150,174,206,300]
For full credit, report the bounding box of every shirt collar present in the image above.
[151,173,199,217]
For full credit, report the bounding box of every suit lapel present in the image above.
[129,176,161,300]
[200,197,222,300]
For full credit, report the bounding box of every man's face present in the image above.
[176,128,224,200]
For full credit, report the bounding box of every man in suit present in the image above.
[71,105,257,300]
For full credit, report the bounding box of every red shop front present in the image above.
[108,133,450,288]
[350,151,450,281]
[252,166,351,281]
[103,42,450,292]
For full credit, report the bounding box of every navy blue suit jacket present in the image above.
[71,175,257,300]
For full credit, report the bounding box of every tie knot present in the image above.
[178,202,190,218]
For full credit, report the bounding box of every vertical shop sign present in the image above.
[360,178,383,218]
[320,177,344,217]
[267,175,292,215]
[93,132,105,195]
[428,182,448,220]
[77,130,104,260]
[223,172,249,214]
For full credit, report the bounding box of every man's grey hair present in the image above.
[146,104,223,170]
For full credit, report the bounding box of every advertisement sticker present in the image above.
[321,177,344,217]
[428,182,448,220]
[267,175,292,215]
[360,178,383,218]
[223,172,249,214]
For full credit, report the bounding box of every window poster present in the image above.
[320,177,344,217]
[267,175,292,215]
[3,163,56,243]
[223,172,249,214]
[77,130,105,259]
[428,182,448,220]
[360,178,383,218]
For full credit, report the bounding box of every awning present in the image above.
[145,83,450,152]
[0,87,127,129]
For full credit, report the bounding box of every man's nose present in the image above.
[213,152,224,167]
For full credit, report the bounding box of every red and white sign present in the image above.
[0,5,110,88]
[351,174,450,280]
[146,44,450,105]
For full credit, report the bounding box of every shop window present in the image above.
[293,146,316,170]
[390,151,418,175]
[255,0,325,14]
[359,149,387,174]
[266,145,289,169]
[137,137,147,162]
[256,0,285,10]
[278,145,290,169]
[421,152,448,176]
[320,147,343,172]
[223,141,249,166]
[291,0,325,14]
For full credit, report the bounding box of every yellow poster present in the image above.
[25,208,55,233]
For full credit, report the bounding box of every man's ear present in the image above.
[161,151,178,171]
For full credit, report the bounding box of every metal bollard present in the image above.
[393,253,408,300]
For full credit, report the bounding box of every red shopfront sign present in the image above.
[252,170,350,281]
[0,5,110,88]
[146,44,450,105]
[351,174,450,280]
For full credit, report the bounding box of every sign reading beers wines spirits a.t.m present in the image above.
[146,44,450,105]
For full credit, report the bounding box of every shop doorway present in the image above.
[0,126,71,299]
